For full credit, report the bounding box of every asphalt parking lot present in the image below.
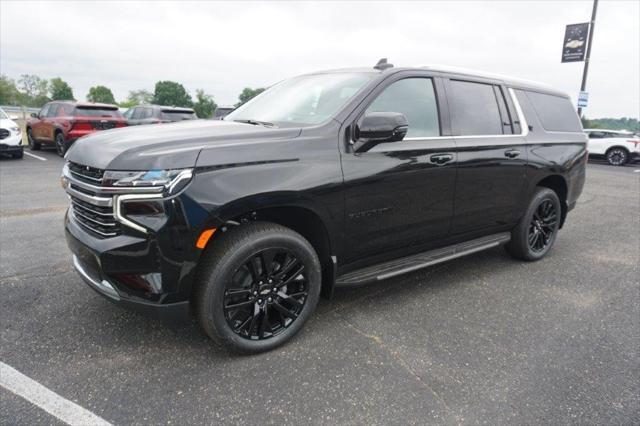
[1,149,639,425]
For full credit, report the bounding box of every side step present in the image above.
[335,232,511,286]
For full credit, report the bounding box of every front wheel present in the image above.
[55,132,67,157]
[27,128,41,151]
[505,187,561,261]
[194,221,322,353]
[606,147,628,166]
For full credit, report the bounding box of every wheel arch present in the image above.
[536,174,568,228]
[203,201,338,299]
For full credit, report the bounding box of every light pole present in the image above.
[578,0,599,117]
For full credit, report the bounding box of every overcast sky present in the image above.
[1,0,638,118]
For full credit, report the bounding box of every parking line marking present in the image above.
[24,151,47,161]
[0,362,112,426]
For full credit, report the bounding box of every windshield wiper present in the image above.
[233,119,276,128]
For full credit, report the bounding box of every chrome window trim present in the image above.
[402,87,529,142]
[113,193,164,234]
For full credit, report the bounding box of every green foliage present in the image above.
[193,89,217,119]
[49,77,75,101]
[0,75,20,105]
[236,87,265,107]
[17,74,50,107]
[152,81,193,107]
[582,117,639,132]
[119,89,153,108]
[86,85,116,104]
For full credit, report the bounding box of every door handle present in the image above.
[430,153,453,164]
[504,149,520,159]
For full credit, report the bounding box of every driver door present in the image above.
[341,75,457,264]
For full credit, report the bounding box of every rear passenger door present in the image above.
[445,78,527,235]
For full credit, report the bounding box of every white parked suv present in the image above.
[0,107,24,159]
[585,128,640,166]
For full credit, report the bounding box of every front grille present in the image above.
[66,162,120,238]
[70,195,121,238]
[68,162,104,184]
[91,121,117,130]
[0,129,9,140]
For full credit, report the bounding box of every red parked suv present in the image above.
[27,101,127,156]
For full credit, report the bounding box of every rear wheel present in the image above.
[194,221,321,353]
[605,147,628,166]
[55,132,67,157]
[505,187,561,261]
[27,128,41,150]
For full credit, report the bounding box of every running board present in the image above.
[335,232,511,286]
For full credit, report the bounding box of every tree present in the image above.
[0,75,20,105]
[87,85,116,104]
[18,74,50,107]
[119,89,154,108]
[193,89,217,119]
[152,81,192,107]
[49,77,74,101]
[235,87,265,107]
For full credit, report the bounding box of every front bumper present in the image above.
[65,210,194,323]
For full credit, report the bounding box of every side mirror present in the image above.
[31,112,38,118]
[356,112,408,149]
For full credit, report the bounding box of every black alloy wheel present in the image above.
[194,221,321,353]
[505,187,561,261]
[527,199,558,253]
[606,148,628,166]
[55,132,67,157]
[27,128,41,150]
[223,248,308,340]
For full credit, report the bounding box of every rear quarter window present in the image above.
[524,91,582,132]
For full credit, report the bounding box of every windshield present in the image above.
[0,108,8,120]
[225,72,374,127]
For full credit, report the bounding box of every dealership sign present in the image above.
[561,23,590,62]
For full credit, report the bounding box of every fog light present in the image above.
[114,273,162,294]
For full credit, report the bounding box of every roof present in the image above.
[309,62,569,97]
[50,100,119,108]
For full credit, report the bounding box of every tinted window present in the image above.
[142,108,154,119]
[39,104,51,117]
[365,78,440,138]
[74,107,121,118]
[46,104,59,117]
[449,80,503,135]
[525,91,582,132]
[162,110,196,121]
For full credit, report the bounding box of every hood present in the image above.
[65,119,301,170]
[0,118,18,129]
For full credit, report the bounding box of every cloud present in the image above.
[1,0,638,117]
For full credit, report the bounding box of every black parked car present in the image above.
[123,105,197,125]
[62,60,586,353]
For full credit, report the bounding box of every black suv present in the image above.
[63,60,587,353]
[123,105,197,125]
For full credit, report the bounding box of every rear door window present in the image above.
[448,80,503,136]
[524,91,582,132]
[161,110,197,121]
[364,78,440,138]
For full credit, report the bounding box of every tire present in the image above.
[505,187,561,261]
[605,147,628,166]
[55,132,67,157]
[194,221,322,353]
[27,128,41,151]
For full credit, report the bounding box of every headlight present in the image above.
[103,168,193,195]
[10,126,21,135]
